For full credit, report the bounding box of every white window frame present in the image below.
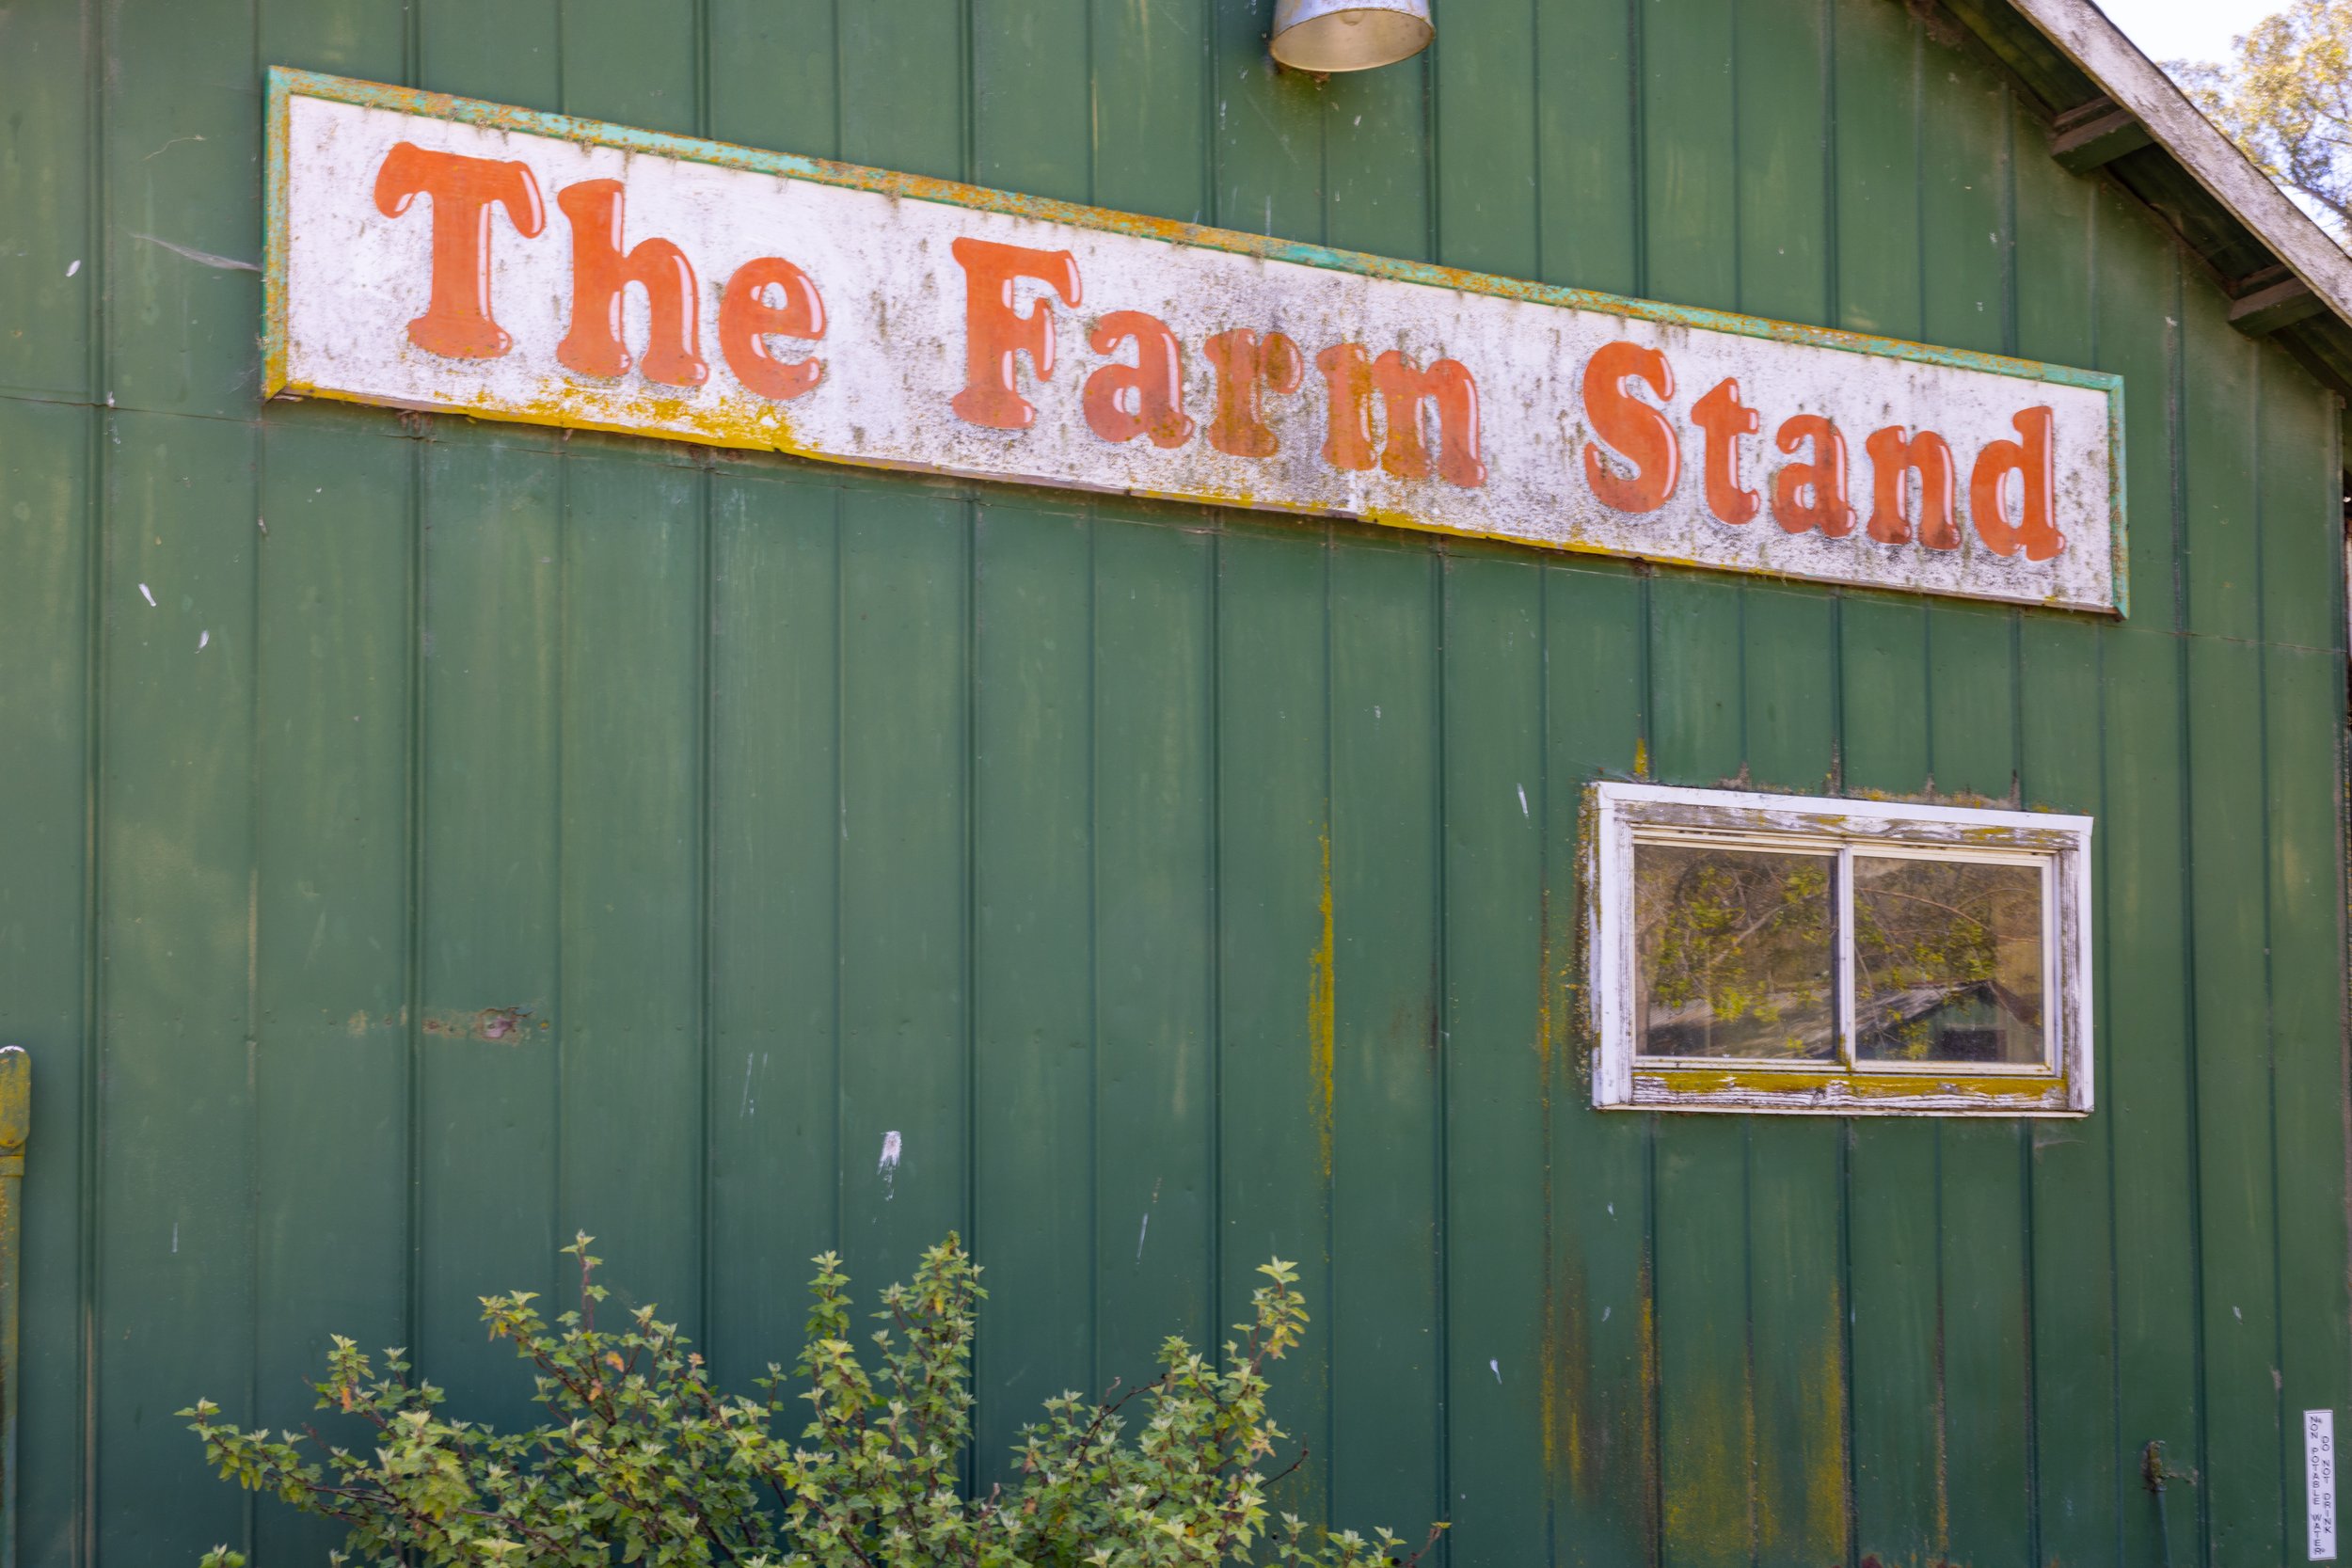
[1586,782,2093,1116]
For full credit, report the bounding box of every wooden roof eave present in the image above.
[1940,0,2352,411]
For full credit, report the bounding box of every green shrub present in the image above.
[183,1232,1442,1568]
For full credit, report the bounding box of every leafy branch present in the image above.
[183,1235,1443,1568]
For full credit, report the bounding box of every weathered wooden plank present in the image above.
[1542,561,1655,1568]
[417,0,559,107]
[1839,598,1930,790]
[1321,45,1427,261]
[1209,0,1322,238]
[0,0,93,401]
[1918,48,2010,358]
[0,397,93,1568]
[2012,94,2096,375]
[1832,0,1920,341]
[251,411,414,1564]
[258,0,408,80]
[970,499,1096,1480]
[2265,641,2352,1543]
[706,467,843,1380]
[1735,0,1830,328]
[556,449,705,1328]
[1745,1124,1847,1568]
[839,0,966,182]
[1654,1117,1753,1568]
[1327,542,1444,1548]
[1937,1117,2034,1568]
[1090,0,1208,223]
[93,411,259,1564]
[1439,554,1549,1567]
[1845,1122,1942,1568]
[976,0,1089,203]
[1641,0,1737,314]
[2100,623,2201,1568]
[559,0,699,134]
[2094,184,2181,628]
[1435,0,1537,278]
[1090,507,1216,1388]
[1534,0,1635,293]
[1216,522,1334,1526]
[835,487,971,1289]
[707,0,838,156]
[103,0,262,418]
[1648,576,1742,788]
[2185,632,2285,1564]
[2182,281,2263,641]
[1740,571,1836,796]
[1925,606,2017,800]
[414,425,564,1434]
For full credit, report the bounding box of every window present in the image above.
[1586,782,2092,1115]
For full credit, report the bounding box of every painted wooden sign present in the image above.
[265,69,2127,612]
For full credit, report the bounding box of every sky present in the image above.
[2093,0,2283,67]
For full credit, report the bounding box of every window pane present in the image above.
[1852,856,2044,1065]
[1635,842,1836,1059]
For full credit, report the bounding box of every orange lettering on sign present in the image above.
[949,237,1082,429]
[1772,416,1853,537]
[371,141,546,359]
[555,180,708,387]
[1317,343,1380,472]
[1084,311,1195,449]
[1581,341,1678,514]
[1971,407,2063,561]
[1371,352,1486,488]
[1864,427,1959,548]
[719,258,826,402]
[1202,329,1303,458]
[1692,377,1760,525]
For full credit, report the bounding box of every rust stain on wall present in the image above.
[1309,827,1335,1181]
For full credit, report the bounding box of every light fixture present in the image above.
[1268,0,1434,73]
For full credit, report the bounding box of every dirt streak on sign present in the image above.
[267,70,2127,612]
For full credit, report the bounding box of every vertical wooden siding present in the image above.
[0,0,2345,1564]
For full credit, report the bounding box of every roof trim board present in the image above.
[2008,0,2352,332]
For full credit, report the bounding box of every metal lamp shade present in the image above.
[1268,0,1433,71]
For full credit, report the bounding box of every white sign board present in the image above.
[266,70,2127,613]
[2313,1409,2338,1560]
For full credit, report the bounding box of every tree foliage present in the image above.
[2174,0,2352,239]
[183,1234,1442,1568]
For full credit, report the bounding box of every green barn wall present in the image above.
[0,0,2346,1564]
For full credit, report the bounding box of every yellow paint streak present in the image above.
[1635,1066,2069,1107]
[1808,1287,1851,1555]
[1661,1377,1749,1560]
[1309,829,1336,1182]
[1633,736,1649,779]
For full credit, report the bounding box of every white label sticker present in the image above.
[2310,1408,2338,1560]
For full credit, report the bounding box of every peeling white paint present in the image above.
[879,1130,902,1200]
[137,583,155,607]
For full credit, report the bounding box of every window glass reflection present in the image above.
[1852,856,2044,1065]
[1635,842,1836,1059]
